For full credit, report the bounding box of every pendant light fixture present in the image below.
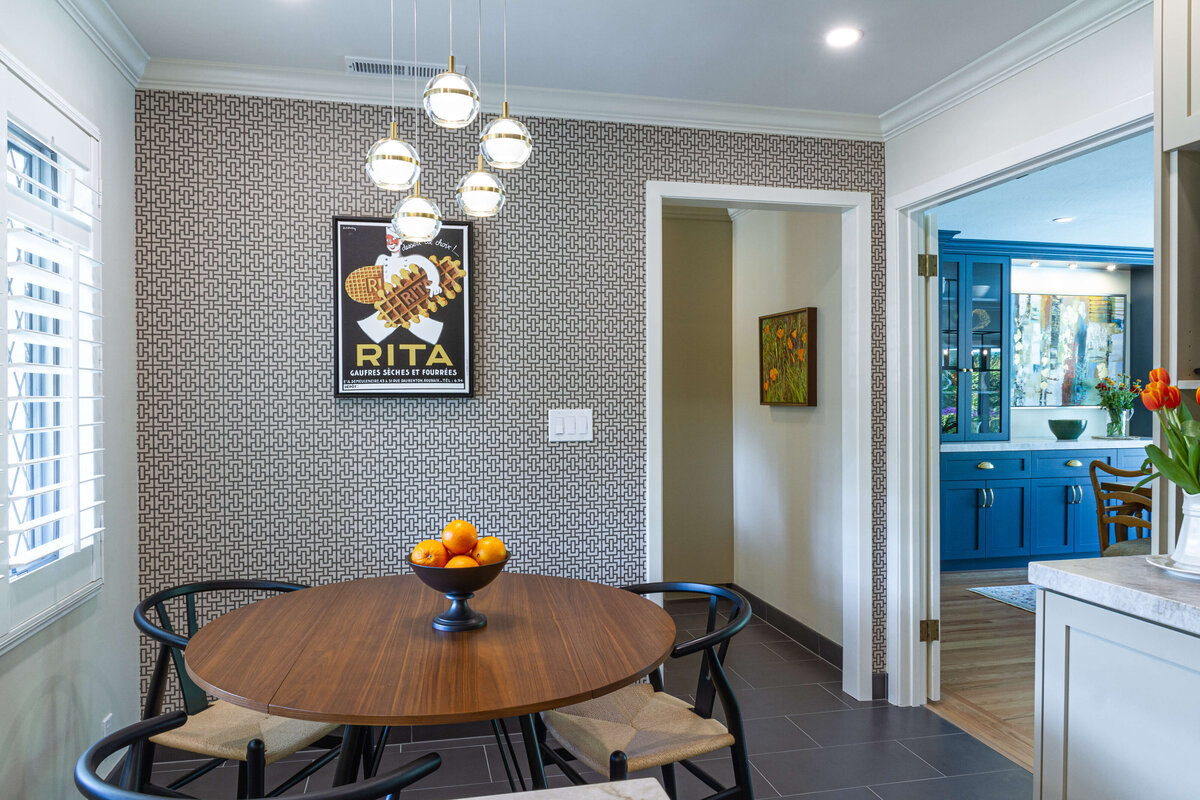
[479,0,531,169]
[365,0,420,191]
[393,180,444,242]
[424,0,481,129]
[456,1,506,218]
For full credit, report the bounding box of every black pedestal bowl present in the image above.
[407,555,509,631]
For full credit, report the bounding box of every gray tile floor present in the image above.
[151,599,1031,799]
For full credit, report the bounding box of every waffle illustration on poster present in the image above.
[334,217,473,396]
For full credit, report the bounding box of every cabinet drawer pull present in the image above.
[977,461,995,470]
[1066,459,1083,467]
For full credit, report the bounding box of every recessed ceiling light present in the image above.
[1052,216,1074,223]
[1030,261,1040,269]
[1106,264,1117,271]
[826,27,864,48]
[1068,263,1078,270]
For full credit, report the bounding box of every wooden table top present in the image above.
[184,572,677,725]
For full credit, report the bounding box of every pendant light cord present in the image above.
[389,0,395,126]
[449,0,454,58]
[477,0,483,132]
[503,0,508,104]
[413,0,419,110]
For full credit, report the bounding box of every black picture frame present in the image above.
[332,216,475,398]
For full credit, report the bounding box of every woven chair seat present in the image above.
[542,684,735,776]
[1104,537,1152,557]
[149,700,338,765]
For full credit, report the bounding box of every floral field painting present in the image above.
[760,307,817,406]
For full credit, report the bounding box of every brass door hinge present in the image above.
[919,619,940,642]
[917,254,938,278]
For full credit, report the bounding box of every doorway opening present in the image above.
[645,182,874,700]
[889,123,1156,769]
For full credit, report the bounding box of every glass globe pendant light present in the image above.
[455,155,506,218]
[365,0,420,192]
[479,0,531,169]
[366,121,420,191]
[423,1,480,129]
[393,180,443,243]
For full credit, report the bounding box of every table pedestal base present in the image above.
[433,591,487,631]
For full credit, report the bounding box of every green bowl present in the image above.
[1048,419,1087,441]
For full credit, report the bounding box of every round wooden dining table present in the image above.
[184,571,677,787]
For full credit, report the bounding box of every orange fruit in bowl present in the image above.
[442,519,478,555]
[445,554,480,568]
[471,536,507,566]
[411,539,449,567]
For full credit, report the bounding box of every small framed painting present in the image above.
[333,216,474,397]
[759,307,816,406]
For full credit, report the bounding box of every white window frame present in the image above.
[0,46,104,657]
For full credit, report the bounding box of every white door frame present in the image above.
[884,102,1155,707]
[645,181,875,700]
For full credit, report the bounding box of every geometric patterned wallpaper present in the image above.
[133,91,888,682]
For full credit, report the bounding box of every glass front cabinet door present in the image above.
[940,253,1011,441]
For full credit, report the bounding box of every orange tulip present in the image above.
[1164,384,1182,410]
[770,368,779,381]
[777,328,785,339]
[1143,381,1177,411]
[797,348,805,362]
[1150,367,1170,385]
[763,381,769,392]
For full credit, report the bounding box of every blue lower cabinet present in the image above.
[941,448,1145,568]
[941,481,985,560]
[984,479,1031,558]
[1030,478,1077,555]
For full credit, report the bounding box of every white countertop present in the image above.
[471,779,668,800]
[941,436,1150,453]
[1029,556,1200,637]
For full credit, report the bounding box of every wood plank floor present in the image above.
[927,567,1036,772]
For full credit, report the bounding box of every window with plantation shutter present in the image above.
[0,50,103,655]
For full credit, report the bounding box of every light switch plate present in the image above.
[548,409,593,442]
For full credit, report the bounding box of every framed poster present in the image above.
[333,216,474,397]
[759,307,816,406]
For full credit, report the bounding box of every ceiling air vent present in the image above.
[345,57,454,79]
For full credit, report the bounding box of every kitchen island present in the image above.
[1029,556,1200,800]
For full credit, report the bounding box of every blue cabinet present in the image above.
[941,448,1135,569]
[939,246,1011,442]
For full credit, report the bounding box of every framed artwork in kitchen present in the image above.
[333,216,474,397]
[759,307,816,406]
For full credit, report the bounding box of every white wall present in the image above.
[732,208,842,643]
[662,211,734,584]
[887,6,1153,202]
[0,4,138,797]
[1009,266,1134,438]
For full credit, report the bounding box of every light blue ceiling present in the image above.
[935,131,1153,249]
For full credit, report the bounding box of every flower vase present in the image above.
[1171,494,1200,568]
[1106,408,1133,437]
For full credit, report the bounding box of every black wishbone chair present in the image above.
[536,582,754,800]
[134,580,345,798]
[76,711,442,800]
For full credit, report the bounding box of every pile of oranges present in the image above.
[411,520,507,568]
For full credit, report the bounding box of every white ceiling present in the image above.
[935,131,1153,248]
[105,0,1078,116]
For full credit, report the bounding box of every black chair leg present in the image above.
[661,762,678,800]
[610,751,628,781]
[729,739,754,800]
[519,714,549,790]
[237,761,248,800]
[245,739,265,798]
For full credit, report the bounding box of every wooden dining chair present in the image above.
[134,580,344,798]
[1089,460,1153,557]
[535,582,754,800]
[76,711,442,800]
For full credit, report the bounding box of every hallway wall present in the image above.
[732,208,844,643]
[662,209,734,584]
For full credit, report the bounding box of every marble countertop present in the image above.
[471,779,668,800]
[1029,556,1200,637]
[941,436,1150,453]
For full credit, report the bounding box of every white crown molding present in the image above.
[880,0,1151,140]
[57,0,148,87]
[137,58,884,142]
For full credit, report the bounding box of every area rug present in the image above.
[965,584,1036,613]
